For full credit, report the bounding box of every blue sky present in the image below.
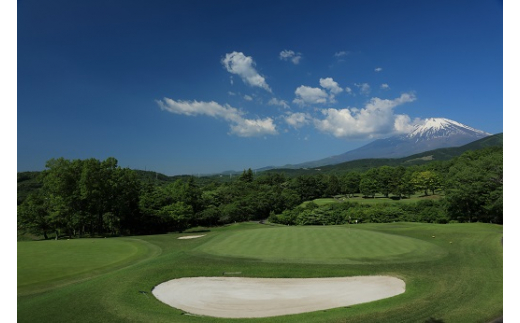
[16,0,504,175]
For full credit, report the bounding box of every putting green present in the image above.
[196,226,447,264]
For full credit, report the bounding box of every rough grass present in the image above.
[17,222,502,323]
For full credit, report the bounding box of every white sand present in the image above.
[152,276,405,318]
[177,235,205,240]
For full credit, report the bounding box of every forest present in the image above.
[17,146,503,239]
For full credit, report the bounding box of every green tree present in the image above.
[359,178,378,198]
[444,147,502,223]
[41,158,84,238]
[159,202,193,232]
[377,166,395,198]
[239,168,254,183]
[17,193,53,239]
[324,174,341,197]
[341,172,361,198]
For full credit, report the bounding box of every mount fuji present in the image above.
[287,118,492,169]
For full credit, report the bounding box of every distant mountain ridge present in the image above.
[282,118,492,169]
[261,132,502,177]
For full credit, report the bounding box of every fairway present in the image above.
[17,238,153,295]
[195,226,447,264]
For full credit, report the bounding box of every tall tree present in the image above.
[239,168,254,183]
[444,147,503,223]
[341,172,361,198]
[324,174,341,197]
[17,193,53,239]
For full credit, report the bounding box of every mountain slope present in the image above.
[290,118,492,168]
[263,132,502,176]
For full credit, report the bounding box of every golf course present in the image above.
[17,222,502,322]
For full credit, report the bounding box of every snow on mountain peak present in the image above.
[407,118,490,140]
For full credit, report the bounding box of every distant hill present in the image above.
[263,132,503,176]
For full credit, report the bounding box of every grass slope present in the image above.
[17,222,502,323]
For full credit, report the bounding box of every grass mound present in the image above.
[195,226,446,264]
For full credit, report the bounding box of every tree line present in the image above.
[17,146,502,239]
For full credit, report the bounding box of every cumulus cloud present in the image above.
[319,78,343,95]
[222,52,272,93]
[230,118,278,137]
[375,67,383,72]
[268,98,290,109]
[293,77,344,106]
[279,50,302,64]
[284,112,311,128]
[244,95,253,101]
[334,51,349,57]
[156,98,277,137]
[293,85,329,106]
[319,77,343,103]
[313,93,417,139]
[355,83,371,96]
[381,83,390,90]
[393,114,417,133]
[345,87,353,95]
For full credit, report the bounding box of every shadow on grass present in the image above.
[424,318,444,323]
[390,196,410,200]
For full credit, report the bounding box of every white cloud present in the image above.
[284,112,311,128]
[293,85,329,106]
[268,98,290,109]
[393,114,417,133]
[293,77,345,106]
[244,95,253,101]
[313,93,417,139]
[319,77,343,103]
[381,83,390,90]
[355,83,371,95]
[157,98,242,122]
[319,77,343,95]
[156,98,278,137]
[345,87,353,95]
[230,118,278,137]
[279,50,302,65]
[334,51,349,57]
[375,67,383,72]
[222,52,272,93]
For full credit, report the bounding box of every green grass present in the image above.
[194,226,446,264]
[17,222,502,323]
[17,237,159,296]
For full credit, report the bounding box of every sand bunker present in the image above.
[177,235,205,240]
[152,276,405,318]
